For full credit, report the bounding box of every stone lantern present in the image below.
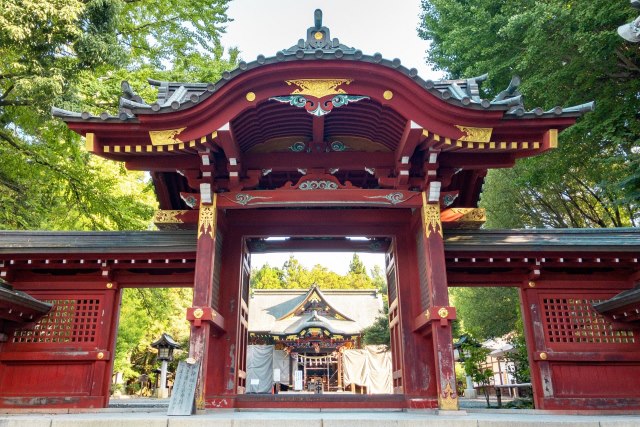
[151,333,180,398]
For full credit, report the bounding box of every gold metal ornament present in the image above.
[528,281,536,288]
[383,90,394,100]
[421,193,442,238]
[448,208,486,222]
[540,352,548,360]
[97,352,104,360]
[153,210,185,224]
[149,128,186,146]
[193,308,204,319]
[314,31,323,40]
[438,307,449,318]
[438,381,459,410]
[286,79,353,99]
[197,199,217,239]
[455,125,493,143]
[246,92,256,102]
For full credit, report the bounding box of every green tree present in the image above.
[282,255,312,289]
[449,287,520,340]
[0,0,234,231]
[345,253,375,289]
[250,263,284,289]
[460,337,494,408]
[420,0,639,228]
[370,264,387,294]
[114,288,192,383]
[348,253,367,275]
[361,301,390,349]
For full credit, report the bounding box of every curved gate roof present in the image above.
[54,10,593,210]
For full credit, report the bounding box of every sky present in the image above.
[220,1,437,274]
[220,0,443,80]
[251,251,385,276]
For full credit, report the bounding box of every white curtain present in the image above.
[342,345,392,394]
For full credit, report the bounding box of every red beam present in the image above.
[216,189,422,209]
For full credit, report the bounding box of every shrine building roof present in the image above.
[247,286,383,336]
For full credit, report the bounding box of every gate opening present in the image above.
[245,246,393,396]
[111,287,192,400]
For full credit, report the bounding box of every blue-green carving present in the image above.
[443,193,458,207]
[331,94,368,108]
[330,141,347,151]
[271,95,307,108]
[289,142,307,152]
[270,94,369,116]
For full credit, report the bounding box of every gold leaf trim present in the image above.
[149,127,186,146]
[286,79,352,99]
[197,195,217,239]
[153,210,186,224]
[455,125,493,143]
[421,192,442,238]
[449,208,486,222]
[438,382,459,410]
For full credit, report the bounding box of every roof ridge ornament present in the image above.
[284,9,356,54]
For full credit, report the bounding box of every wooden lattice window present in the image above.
[12,298,101,344]
[543,298,635,345]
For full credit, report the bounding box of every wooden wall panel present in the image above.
[0,362,93,395]
[551,364,640,398]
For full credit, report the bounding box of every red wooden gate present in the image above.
[521,283,640,410]
[0,284,118,408]
[236,240,251,394]
[386,244,403,394]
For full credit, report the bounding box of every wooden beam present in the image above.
[215,189,422,209]
[395,121,424,166]
[213,123,242,189]
[126,156,199,172]
[312,116,325,144]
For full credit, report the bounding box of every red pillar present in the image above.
[417,193,458,410]
[187,194,224,409]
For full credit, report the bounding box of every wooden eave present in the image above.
[592,287,640,323]
[0,282,52,325]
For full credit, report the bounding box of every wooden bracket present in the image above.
[187,306,225,332]
[414,306,457,332]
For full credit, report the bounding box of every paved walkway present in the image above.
[2,406,640,427]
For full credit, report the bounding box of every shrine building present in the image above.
[246,285,386,393]
[0,10,639,411]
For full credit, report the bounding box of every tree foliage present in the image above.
[420,0,640,227]
[114,288,192,383]
[362,300,390,348]
[250,254,386,291]
[0,0,235,230]
[459,337,494,407]
[449,287,520,340]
